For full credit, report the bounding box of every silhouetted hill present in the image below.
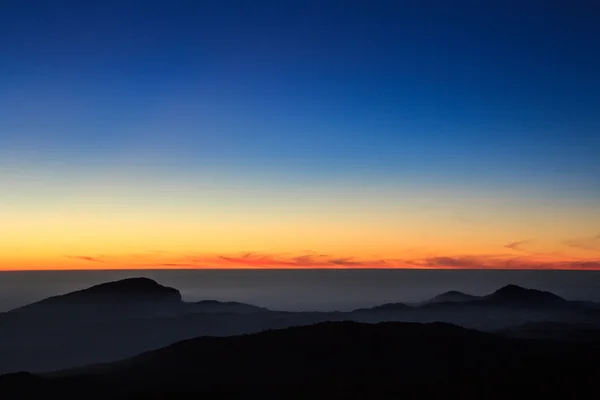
[2,279,599,376]
[483,284,568,306]
[6,278,272,317]
[424,290,478,304]
[2,321,599,398]
[4,278,270,323]
[9,278,181,314]
[406,284,599,332]
[0,278,277,374]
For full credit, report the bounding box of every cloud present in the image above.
[215,253,389,268]
[405,255,511,269]
[63,249,600,271]
[504,240,532,252]
[404,254,600,270]
[151,263,195,268]
[329,257,382,267]
[66,256,107,263]
[292,255,323,265]
[428,257,485,268]
[217,254,302,268]
[564,260,600,269]
[564,234,600,252]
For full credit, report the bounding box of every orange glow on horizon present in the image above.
[1,168,599,272]
[1,250,599,271]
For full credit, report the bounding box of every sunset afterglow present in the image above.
[1,1,599,271]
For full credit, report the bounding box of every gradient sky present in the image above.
[1,0,599,270]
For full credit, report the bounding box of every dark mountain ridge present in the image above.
[3,279,579,316]
[1,278,599,376]
[353,302,413,312]
[5,278,268,318]
[8,278,181,314]
[2,321,599,398]
[483,284,568,305]
[423,290,478,304]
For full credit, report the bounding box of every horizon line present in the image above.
[1,267,599,272]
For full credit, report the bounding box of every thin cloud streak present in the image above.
[504,240,532,252]
[406,255,600,270]
[66,256,108,263]
[564,234,600,253]
[215,253,388,268]
[63,251,600,270]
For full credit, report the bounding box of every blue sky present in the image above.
[2,1,599,191]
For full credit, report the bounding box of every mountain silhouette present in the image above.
[9,278,181,314]
[483,284,568,306]
[2,321,599,398]
[424,290,478,304]
[2,278,599,376]
[0,278,277,374]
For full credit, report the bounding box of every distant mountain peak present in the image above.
[485,284,566,305]
[10,277,182,313]
[64,277,181,300]
[425,290,478,304]
[496,284,527,293]
[443,290,466,295]
[493,284,544,296]
[83,277,175,294]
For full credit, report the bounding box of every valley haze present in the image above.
[2,272,600,396]
[2,269,600,312]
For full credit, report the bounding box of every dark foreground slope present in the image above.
[2,321,599,399]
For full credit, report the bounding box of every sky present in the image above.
[0,0,599,271]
